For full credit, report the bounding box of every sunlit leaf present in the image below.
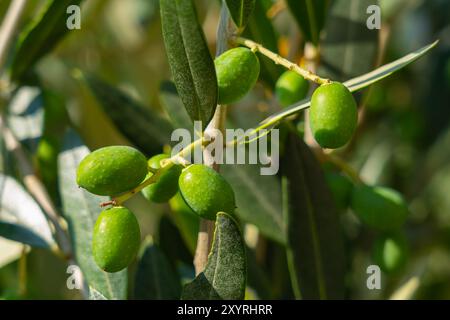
[0,174,54,249]
[160,0,218,128]
[182,212,246,300]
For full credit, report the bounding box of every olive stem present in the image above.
[110,138,208,206]
[232,36,332,85]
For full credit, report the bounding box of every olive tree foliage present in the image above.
[0,0,441,300]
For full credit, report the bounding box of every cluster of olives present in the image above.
[325,171,409,273]
[76,146,236,273]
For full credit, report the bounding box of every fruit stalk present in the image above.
[232,36,331,85]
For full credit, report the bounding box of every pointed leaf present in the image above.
[281,133,345,299]
[182,212,246,300]
[134,238,181,300]
[10,0,83,82]
[58,130,127,300]
[83,74,173,156]
[261,40,438,125]
[225,0,255,31]
[286,0,329,45]
[222,164,285,244]
[319,0,379,81]
[160,0,218,128]
[0,174,55,249]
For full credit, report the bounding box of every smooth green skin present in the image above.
[142,154,182,203]
[77,146,148,196]
[325,172,353,210]
[215,47,260,105]
[372,232,408,274]
[351,185,409,230]
[92,207,141,273]
[178,164,236,220]
[275,70,310,107]
[310,82,358,149]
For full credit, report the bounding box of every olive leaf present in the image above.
[286,0,329,46]
[10,0,83,83]
[58,130,127,300]
[182,212,246,300]
[225,0,255,31]
[134,238,182,300]
[261,40,439,126]
[319,0,379,81]
[281,133,345,299]
[83,74,173,156]
[7,86,44,153]
[222,164,285,245]
[243,0,282,86]
[0,174,55,249]
[160,0,218,129]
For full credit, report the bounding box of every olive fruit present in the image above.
[325,172,353,210]
[275,70,309,107]
[310,82,357,149]
[142,154,182,203]
[77,146,148,196]
[215,47,260,105]
[178,164,236,220]
[351,185,409,230]
[92,206,141,273]
[372,232,408,274]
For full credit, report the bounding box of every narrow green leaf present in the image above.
[159,81,193,130]
[182,212,246,300]
[225,0,255,31]
[0,222,50,249]
[160,0,218,128]
[58,131,127,300]
[134,238,182,300]
[243,0,282,86]
[286,0,329,46]
[281,133,345,299]
[261,40,438,125]
[0,174,55,249]
[319,0,379,81]
[10,0,82,82]
[222,164,285,244]
[83,74,173,156]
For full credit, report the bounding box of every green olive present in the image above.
[142,154,182,203]
[275,70,309,107]
[215,47,260,105]
[372,232,408,274]
[77,146,148,196]
[92,206,141,273]
[178,164,236,220]
[325,172,353,210]
[310,82,357,149]
[351,185,409,230]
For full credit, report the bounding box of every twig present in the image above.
[232,36,331,85]
[0,0,27,72]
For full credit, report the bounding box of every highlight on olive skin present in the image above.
[76,146,148,196]
[215,47,260,105]
[92,206,141,273]
[309,82,358,149]
[178,164,236,221]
